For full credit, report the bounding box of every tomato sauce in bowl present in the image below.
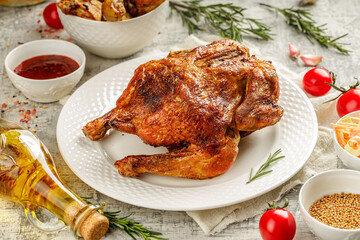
[5,39,86,102]
[14,55,79,80]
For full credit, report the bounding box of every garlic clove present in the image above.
[300,55,323,66]
[288,42,300,58]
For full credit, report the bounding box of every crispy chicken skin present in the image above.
[83,39,284,179]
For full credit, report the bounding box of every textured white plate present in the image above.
[57,54,318,211]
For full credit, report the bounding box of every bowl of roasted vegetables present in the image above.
[56,0,168,58]
[332,110,360,170]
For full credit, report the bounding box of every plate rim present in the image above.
[56,55,318,211]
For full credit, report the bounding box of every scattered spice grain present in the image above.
[309,192,360,229]
[0,99,47,131]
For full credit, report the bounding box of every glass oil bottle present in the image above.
[0,118,108,240]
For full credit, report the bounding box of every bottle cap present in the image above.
[64,201,109,240]
[78,211,109,240]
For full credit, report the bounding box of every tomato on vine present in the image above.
[259,198,296,240]
[328,79,360,117]
[302,67,333,96]
[43,3,63,29]
[336,89,360,117]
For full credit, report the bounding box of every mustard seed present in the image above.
[309,193,360,230]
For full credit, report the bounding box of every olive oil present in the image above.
[0,119,108,240]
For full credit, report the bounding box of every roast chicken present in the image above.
[83,39,284,179]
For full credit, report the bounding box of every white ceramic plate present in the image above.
[57,54,318,211]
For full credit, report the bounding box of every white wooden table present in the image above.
[1,0,359,239]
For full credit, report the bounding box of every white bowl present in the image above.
[5,39,86,103]
[333,110,360,170]
[299,169,360,240]
[57,0,169,59]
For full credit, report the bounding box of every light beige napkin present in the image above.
[172,35,339,235]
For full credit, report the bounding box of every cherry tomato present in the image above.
[259,208,296,240]
[43,3,63,29]
[302,67,333,96]
[336,88,360,117]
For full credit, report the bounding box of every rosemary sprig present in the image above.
[247,149,285,184]
[169,0,272,42]
[82,197,167,240]
[103,211,167,240]
[260,3,350,54]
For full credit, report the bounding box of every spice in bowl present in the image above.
[309,192,360,230]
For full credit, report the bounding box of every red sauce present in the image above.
[14,55,80,80]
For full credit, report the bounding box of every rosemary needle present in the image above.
[260,3,350,54]
[82,197,167,240]
[247,149,285,184]
[169,0,272,42]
